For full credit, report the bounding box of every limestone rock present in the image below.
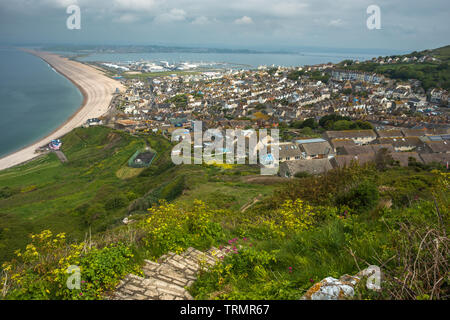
[302,265,382,300]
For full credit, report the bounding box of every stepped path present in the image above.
[110,246,231,300]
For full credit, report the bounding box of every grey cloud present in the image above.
[0,0,448,50]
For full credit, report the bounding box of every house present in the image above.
[84,118,102,127]
[338,145,375,156]
[419,153,450,166]
[378,137,425,152]
[375,129,403,138]
[323,130,377,145]
[390,152,423,167]
[330,153,375,168]
[297,140,334,159]
[371,144,395,154]
[330,139,356,152]
[424,141,450,153]
[279,158,333,177]
[401,128,427,137]
[278,142,303,162]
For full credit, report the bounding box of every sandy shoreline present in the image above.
[0,50,124,171]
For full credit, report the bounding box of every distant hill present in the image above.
[337,45,450,91]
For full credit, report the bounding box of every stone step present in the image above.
[185,247,216,265]
[162,256,198,277]
[171,253,200,271]
[111,246,232,300]
[157,251,176,263]
[145,264,195,287]
[142,259,160,275]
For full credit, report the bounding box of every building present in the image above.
[423,141,450,154]
[297,139,334,159]
[278,142,303,162]
[330,153,375,168]
[419,153,450,166]
[390,152,423,166]
[323,130,377,145]
[378,137,424,152]
[279,158,333,177]
[330,139,356,152]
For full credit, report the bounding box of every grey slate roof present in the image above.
[280,158,333,176]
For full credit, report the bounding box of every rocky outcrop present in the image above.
[302,265,382,300]
[110,246,230,300]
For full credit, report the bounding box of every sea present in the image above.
[0,48,83,158]
[77,50,393,68]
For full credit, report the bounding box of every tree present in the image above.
[302,118,318,129]
[332,120,353,130]
[355,120,373,130]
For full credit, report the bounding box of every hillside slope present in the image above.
[339,45,450,91]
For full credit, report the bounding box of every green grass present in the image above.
[0,127,161,262]
[0,127,278,263]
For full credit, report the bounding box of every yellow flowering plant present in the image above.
[262,199,316,238]
[141,200,223,259]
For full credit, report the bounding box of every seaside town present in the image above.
[1,0,450,305]
[80,60,450,177]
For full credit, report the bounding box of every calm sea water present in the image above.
[0,48,83,158]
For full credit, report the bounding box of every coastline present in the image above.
[0,50,124,171]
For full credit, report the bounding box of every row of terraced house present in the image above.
[278,127,450,177]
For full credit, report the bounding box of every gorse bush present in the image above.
[141,200,224,258]
[261,199,316,238]
[336,180,379,213]
[0,230,140,300]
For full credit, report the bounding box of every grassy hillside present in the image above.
[340,45,450,91]
[0,126,275,263]
[0,127,143,261]
[0,126,448,300]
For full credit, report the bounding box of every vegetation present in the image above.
[339,45,450,91]
[0,127,448,300]
[166,94,189,109]
[290,114,373,132]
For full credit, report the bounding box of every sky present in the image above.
[0,0,449,52]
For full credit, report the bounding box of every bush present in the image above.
[104,194,128,210]
[140,200,223,258]
[0,230,140,300]
[336,180,379,213]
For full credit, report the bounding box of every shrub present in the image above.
[140,200,223,258]
[0,230,140,300]
[336,180,379,213]
[104,194,128,210]
[260,199,316,238]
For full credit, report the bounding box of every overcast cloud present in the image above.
[0,0,449,51]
